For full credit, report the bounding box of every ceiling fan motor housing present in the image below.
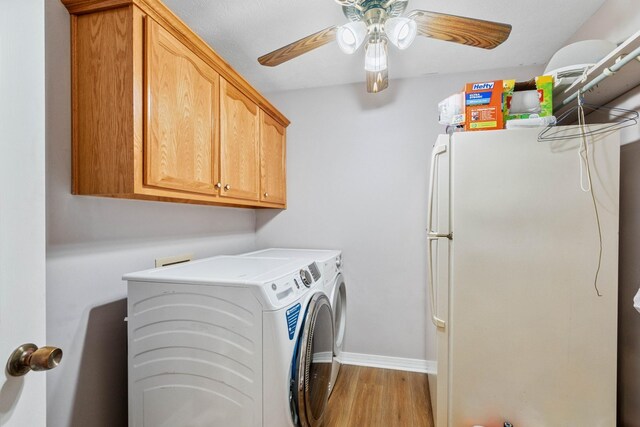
[342,0,408,23]
[364,8,387,40]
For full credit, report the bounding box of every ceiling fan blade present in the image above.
[258,26,338,67]
[366,69,389,93]
[407,10,512,50]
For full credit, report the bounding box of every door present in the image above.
[427,135,451,427]
[291,293,333,427]
[260,110,286,205]
[220,79,261,201]
[0,0,47,423]
[448,128,619,426]
[145,19,220,195]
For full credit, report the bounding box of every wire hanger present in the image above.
[537,95,638,142]
[537,94,634,297]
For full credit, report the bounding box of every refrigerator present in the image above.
[427,127,620,427]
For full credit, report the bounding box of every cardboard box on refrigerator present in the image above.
[464,80,504,131]
[503,75,553,123]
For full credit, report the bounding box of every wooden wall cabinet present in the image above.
[260,111,287,205]
[63,0,289,208]
[145,19,220,196]
[220,79,261,202]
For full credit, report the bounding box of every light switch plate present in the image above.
[155,253,193,268]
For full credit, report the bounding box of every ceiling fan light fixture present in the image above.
[258,2,514,95]
[385,17,417,50]
[364,39,388,72]
[337,21,367,54]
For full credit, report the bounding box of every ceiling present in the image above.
[162,0,607,94]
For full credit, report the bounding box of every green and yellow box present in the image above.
[503,75,553,125]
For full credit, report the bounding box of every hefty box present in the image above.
[465,80,504,131]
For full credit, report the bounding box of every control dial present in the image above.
[300,269,312,287]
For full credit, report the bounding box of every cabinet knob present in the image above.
[215,182,222,189]
[224,184,231,191]
[264,192,269,198]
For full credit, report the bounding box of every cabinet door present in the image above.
[145,19,219,195]
[220,79,260,201]
[260,110,286,205]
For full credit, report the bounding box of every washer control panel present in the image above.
[265,275,297,307]
[264,266,319,308]
[299,269,313,287]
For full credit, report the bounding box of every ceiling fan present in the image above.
[258,0,512,93]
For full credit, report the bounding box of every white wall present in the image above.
[45,2,258,425]
[0,0,47,424]
[567,0,640,44]
[567,2,640,424]
[256,65,544,362]
[609,74,640,427]
[608,86,640,146]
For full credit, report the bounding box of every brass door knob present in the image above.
[215,182,222,189]
[264,192,269,198]
[224,184,231,191]
[6,343,63,377]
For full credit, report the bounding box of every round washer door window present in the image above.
[295,293,334,427]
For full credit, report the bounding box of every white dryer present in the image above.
[124,255,333,427]
[241,249,347,396]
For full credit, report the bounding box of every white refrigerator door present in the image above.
[441,127,619,427]
[429,134,452,427]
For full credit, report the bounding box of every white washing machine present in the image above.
[241,249,347,396]
[124,255,333,427]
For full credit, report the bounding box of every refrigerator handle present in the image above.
[427,144,448,329]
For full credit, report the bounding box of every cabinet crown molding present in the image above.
[61,0,289,128]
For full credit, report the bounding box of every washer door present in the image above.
[292,293,333,427]
[332,274,347,356]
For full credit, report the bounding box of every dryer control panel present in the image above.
[322,254,342,281]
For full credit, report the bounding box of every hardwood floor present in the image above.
[325,365,434,427]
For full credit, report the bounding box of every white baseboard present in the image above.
[338,352,436,374]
